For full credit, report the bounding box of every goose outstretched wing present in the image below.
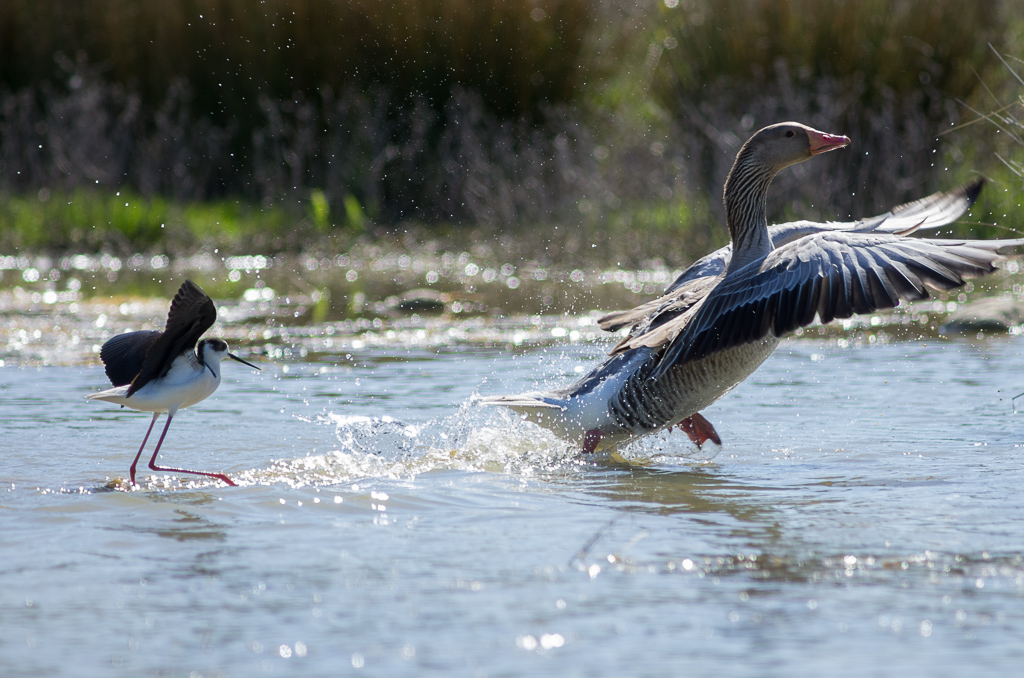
[600,179,987,335]
[614,232,1023,379]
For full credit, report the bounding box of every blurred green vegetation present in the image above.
[650,0,1022,220]
[0,189,319,252]
[658,0,998,98]
[0,0,1022,262]
[0,0,596,120]
[955,47,1024,241]
[0,0,612,224]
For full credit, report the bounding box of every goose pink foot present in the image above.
[677,413,722,448]
[582,429,602,454]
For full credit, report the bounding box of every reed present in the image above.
[0,0,604,224]
[963,46,1024,240]
[0,0,595,120]
[0,0,1021,253]
[651,0,1011,218]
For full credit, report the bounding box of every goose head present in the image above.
[736,122,850,173]
[723,122,850,269]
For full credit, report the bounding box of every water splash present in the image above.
[238,395,721,489]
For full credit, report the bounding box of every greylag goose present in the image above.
[592,178,987,444]
[481,122,1022,453]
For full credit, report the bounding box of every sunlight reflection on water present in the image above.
[4,271,1024,675]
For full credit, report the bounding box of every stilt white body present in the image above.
[86,350,223,415]
[86,280,259,486]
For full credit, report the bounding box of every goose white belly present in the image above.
[590,337,778,447]
[499,349,654,442]
[498,337,779,449]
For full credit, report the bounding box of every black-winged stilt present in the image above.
[87,280,259,486]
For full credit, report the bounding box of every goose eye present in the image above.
[786,130,795,138]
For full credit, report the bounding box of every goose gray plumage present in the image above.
[598,177,986,333]
[480,122,1022,453]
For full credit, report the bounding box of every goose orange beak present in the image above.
[807,129,851,155]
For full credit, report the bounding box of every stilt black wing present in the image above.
[99,330,162,386]
[127,280,217,396]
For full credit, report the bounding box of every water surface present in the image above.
[3,276,1024,677]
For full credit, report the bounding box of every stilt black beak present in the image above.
[228,353,261,370]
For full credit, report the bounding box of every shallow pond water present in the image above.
[3,270,1024,677]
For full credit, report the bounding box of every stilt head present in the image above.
[197,338,260,371]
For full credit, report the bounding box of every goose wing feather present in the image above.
[602,179,987,331]
[630,233,1022,379]
[598,275,717,334]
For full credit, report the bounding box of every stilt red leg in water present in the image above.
[145,413,238,486]
[678,413,722,448]
[582,429,602,454]
[129,413,161,486]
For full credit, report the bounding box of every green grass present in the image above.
[0,189,343,254]
[940,44,1024,241]
[0,185,723,272]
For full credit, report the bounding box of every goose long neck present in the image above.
[723,153,777,273]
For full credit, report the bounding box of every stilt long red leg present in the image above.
[129,413,160,486]
[145,413,237,487]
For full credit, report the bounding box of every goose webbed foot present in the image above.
[581,429,602,454]
[677,413,722,448]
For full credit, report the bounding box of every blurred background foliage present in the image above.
[0,0,1022,261]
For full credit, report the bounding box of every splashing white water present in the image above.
[242,396,718,489]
